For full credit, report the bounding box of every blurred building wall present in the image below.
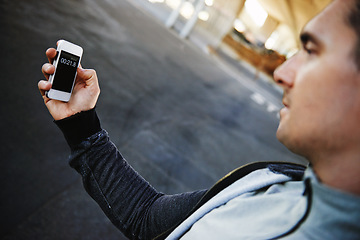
[145,0,331,74]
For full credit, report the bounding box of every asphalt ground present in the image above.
[0,0,305,239]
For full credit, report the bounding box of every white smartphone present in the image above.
[47,40,83,102]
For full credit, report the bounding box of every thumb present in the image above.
[77,67,98,85]
[77,67,92,80]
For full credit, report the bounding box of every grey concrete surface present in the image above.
[0,0,305,239]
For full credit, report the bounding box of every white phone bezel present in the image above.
[47,40,83,102]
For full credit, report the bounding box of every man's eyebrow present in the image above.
[300,31,320,46]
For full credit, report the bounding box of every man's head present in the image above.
[274,0,360,163]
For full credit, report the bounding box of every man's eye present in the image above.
[305,48,314,54]
[303,42,316,55]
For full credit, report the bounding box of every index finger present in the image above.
[46,48,57,64]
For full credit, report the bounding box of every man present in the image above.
[38,0,360,239]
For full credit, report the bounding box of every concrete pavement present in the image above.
[0,0,305,239]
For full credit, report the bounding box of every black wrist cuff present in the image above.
[55,108,101,149]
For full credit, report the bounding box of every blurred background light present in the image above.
[245,0,268,27]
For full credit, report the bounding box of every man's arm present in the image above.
[38,46,206,239]
[56,108,206,239]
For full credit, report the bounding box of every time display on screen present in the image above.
[60,57,77,67]
[51,50,80,93]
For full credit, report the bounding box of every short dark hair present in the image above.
[347,0,360,68]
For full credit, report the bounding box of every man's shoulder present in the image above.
[153,162,307,240]
[196,162,307,209]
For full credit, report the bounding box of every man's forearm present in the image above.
[55,109,206,239]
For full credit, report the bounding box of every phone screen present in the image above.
[51,50,80,93]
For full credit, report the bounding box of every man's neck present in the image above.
[311,153,360,195]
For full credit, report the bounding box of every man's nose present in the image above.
[273,56,296,89]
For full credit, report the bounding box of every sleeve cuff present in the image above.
[55,108,102,149]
